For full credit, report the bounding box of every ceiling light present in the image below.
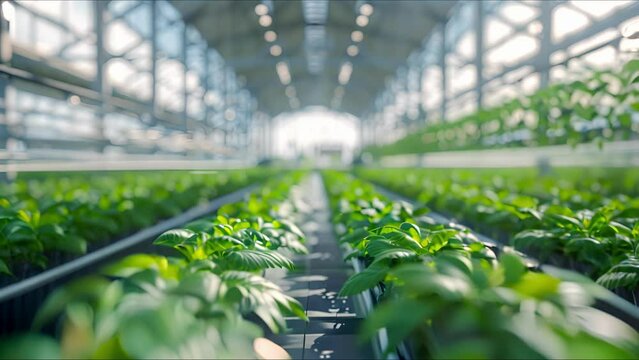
[264,30,277,42]
[1,1,14,22]
[356,15,369,27]
[351,30,364,42]
[276,61,291,85]
[338,61,353,85]
[359,3,374,16]
[259,14,272,27]
[68,95,81,106]
[285,85,296,98]
[347,44,359,57]
[255,3,269,16]
[270,44,282,56]
[224,108,236,121]
[289,97,300,109]
[334,86,345,97]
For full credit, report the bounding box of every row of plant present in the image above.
[0,171,309,359]
[355,167,639,302]
[323,170,639,359]
[364,60,639,157]
[0,169,274,280]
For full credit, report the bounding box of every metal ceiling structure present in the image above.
[171,0,456,116]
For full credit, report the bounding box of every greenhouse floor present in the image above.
[265,174,374,359]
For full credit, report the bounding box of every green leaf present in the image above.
[102,254,175,279]
[596,257,639,290]
[222,249,294,271]
[361,297,436,354]
[339,263,388,296]
[153,229,196,248]
[0,258,12,276]
[172,271,222,302]
[391,263,471,300]
[500,252,527,285]
[511,272,560,299]
[371,248,416,264]
[0,334,61,359]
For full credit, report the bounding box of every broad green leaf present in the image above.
[222,249,294,271]
[361,297,436,354]
[153,229,195,248]
[339,263,388,296]
[500,252,527,286]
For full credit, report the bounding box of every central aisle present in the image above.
[265,173,374,359]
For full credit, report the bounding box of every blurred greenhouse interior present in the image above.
[0,1,639,359]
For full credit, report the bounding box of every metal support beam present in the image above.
[182,25,188,131]
[475,0,484,109]
[0,0,12,63]
[538,0,553,89]
[204,50,211,129]
[0,74,10,181]
[94,0,109,151]
[439,22,447,122]
[150,1,158,124]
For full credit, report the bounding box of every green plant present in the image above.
[0,169,272,278]
[365,60,639,157]
[356,167,639,297]
[324,170,639,359]
[0,172,308,359]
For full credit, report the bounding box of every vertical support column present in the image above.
[439,23,447,122]
[0,2,11,181]
[150,1,158,124]
[204,50,211,131]
[0,0,13,63]
[0,74,9,177]
[222,69,229,147]
[475,0,484,109]
[538,1,553,89]
[94,0,109,152]
[181,24,188,132]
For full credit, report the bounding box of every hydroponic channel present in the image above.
[265,173,375,359]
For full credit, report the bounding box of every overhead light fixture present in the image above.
[224,108,236,121]
[351,30,364,42]
[255,3,269,16]
[276,61,291,85]
[68,95,81,106]
[359,3,374,17]
[289,97,300,109]
[338,61,353,85]
[259,14,272,27]
[347,44,359,57]
[285,85,296,98]
[334,86,345,97]
[270,44,282,56]
[264,30,277,42]
[1,1,15,22]
[356,15,369,27]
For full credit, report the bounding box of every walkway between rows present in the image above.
[265,173,374,359]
